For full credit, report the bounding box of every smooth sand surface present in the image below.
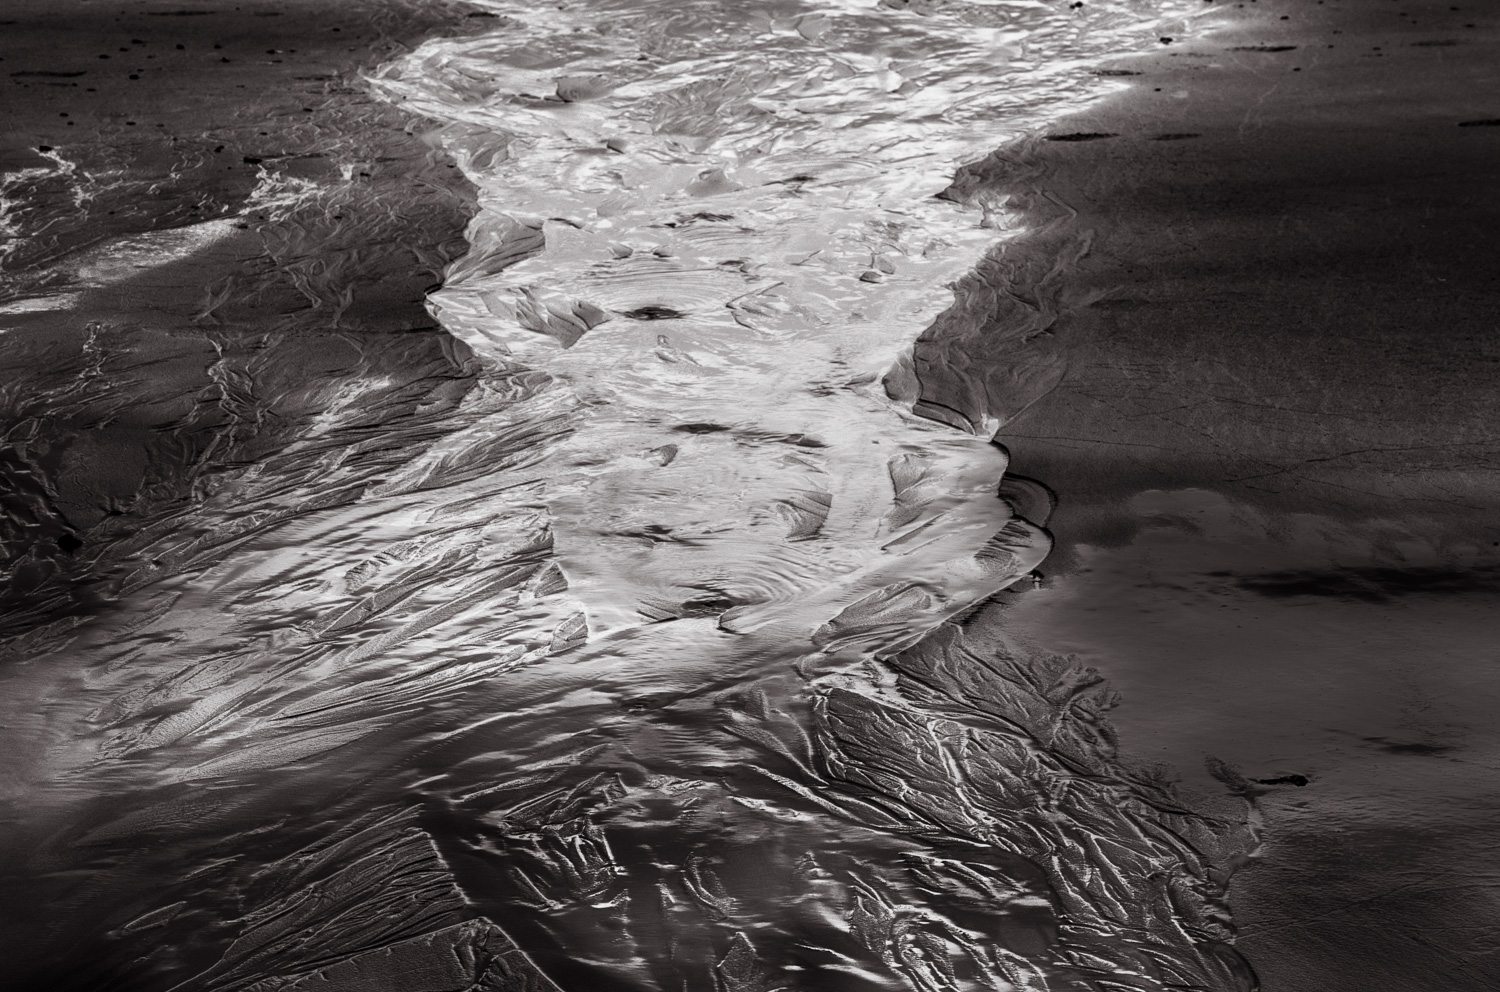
[973,0,1500,987]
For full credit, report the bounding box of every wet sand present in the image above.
[0,0,489,630]
[967,0,1500,987]
[0,3,1265,990]
[0,2,502,986]
[2,0,1495,989]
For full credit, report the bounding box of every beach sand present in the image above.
[0,0,488,625]
[0,3,506,986]
[966,0,1500,987]
[2,0,1496,989]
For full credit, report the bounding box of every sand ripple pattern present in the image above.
[0,1,1251,991]
[361,2,1252,991]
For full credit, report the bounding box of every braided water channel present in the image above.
[1,2,1258,990]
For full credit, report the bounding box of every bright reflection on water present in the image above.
[0,2,1257,991]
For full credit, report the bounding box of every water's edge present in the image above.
[0,2,1261,990]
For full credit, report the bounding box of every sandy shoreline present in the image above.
[0,2,508,986]
[0,0,490,631]
[956,0,1500,539]
[968,0,1500,987]
[1,0,1495,989]
[0,3,1262,990]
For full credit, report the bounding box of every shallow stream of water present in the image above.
[0,3,1262,991]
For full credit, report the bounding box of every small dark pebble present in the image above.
[1457,119,1500,127]
[57,534,83,553]
[1255,774,1309,787]
[623,305,689,320]
[243,155,262,164]
[1046,132,1118,142]
[37,144,53,152]
[673,423,731,434]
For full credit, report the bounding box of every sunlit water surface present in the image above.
[0,2,1259,991]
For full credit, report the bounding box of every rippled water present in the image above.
[1,2,1258,990]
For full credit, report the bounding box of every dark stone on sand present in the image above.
[621,304,689,320]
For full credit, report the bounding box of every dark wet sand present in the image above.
[951,0,1500,987]
[0,0,486,628]
[3,0,1496,989]
[925,0,1500,526]
[0,2,495,986]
